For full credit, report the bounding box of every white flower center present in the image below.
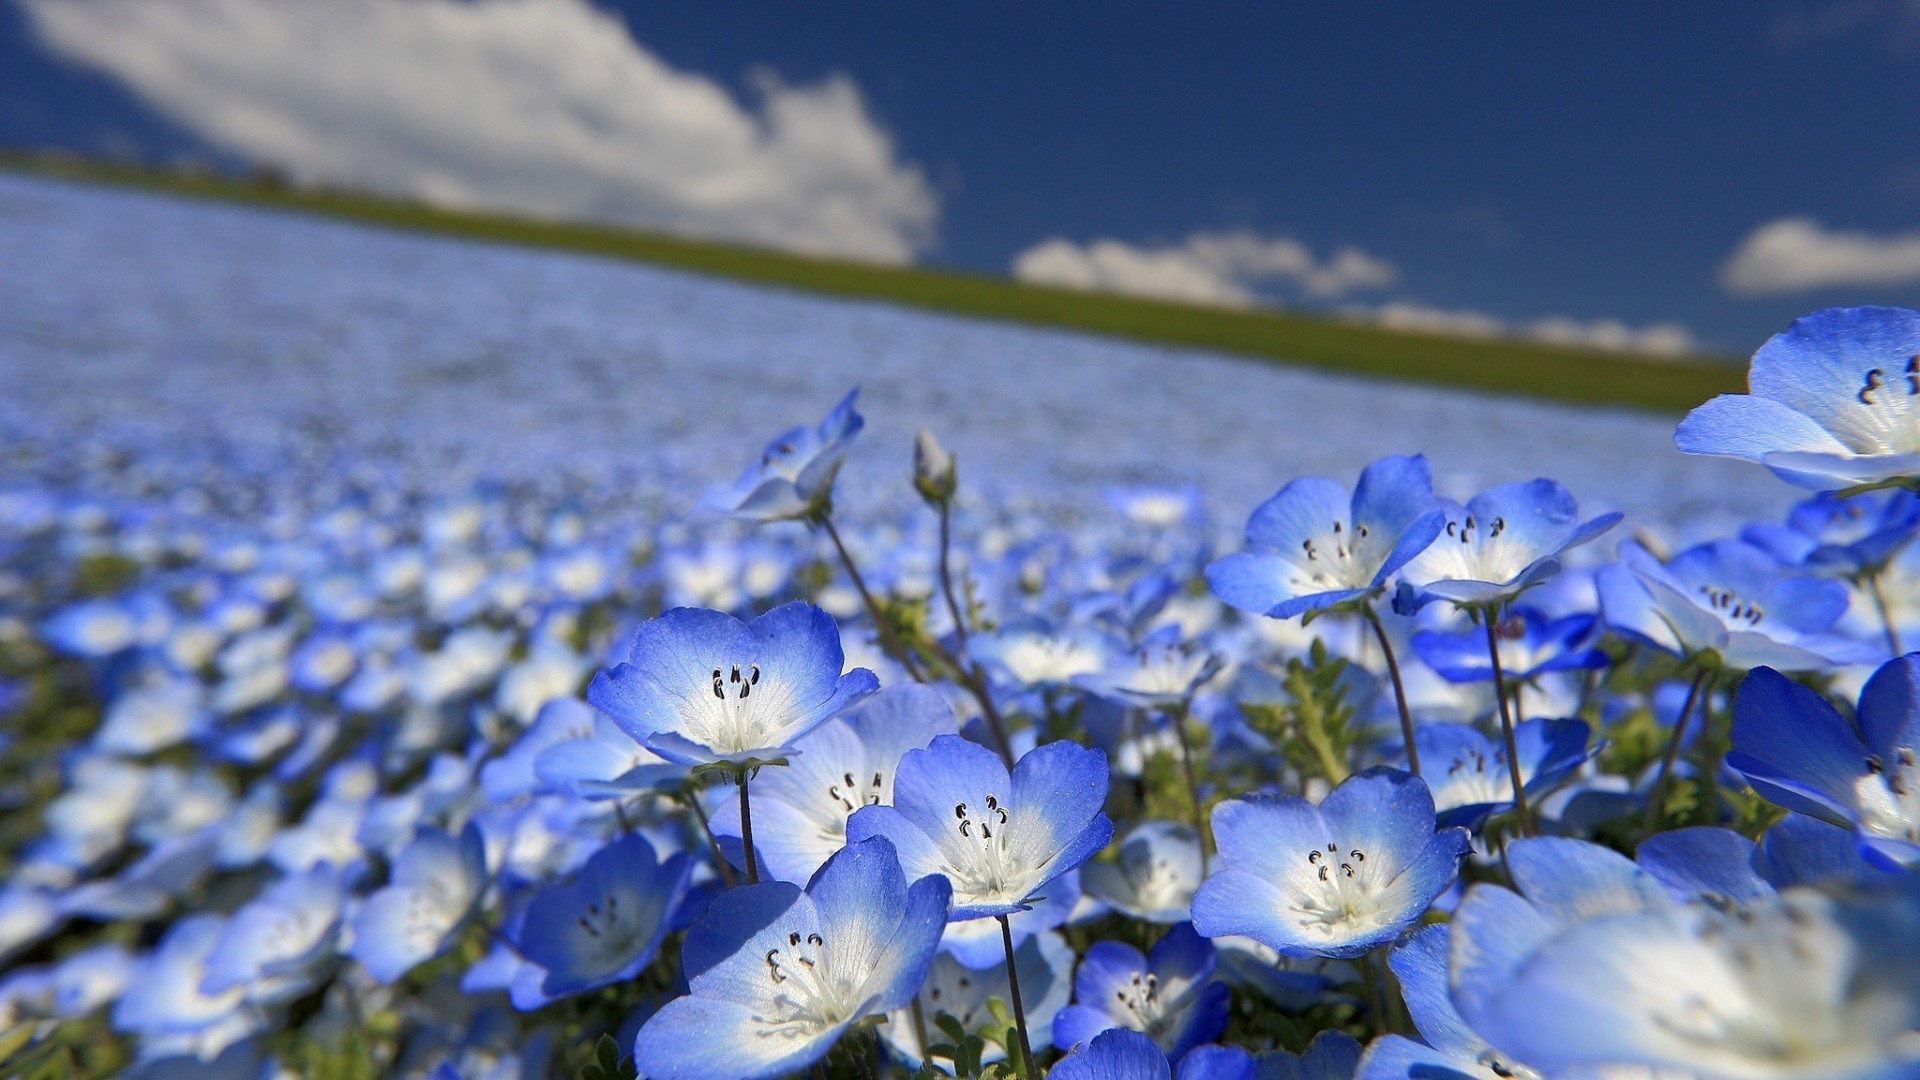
[946,793,1031,904]
[1294,518,1375,590]
[754,929,857,1038]
[1289,841,1392,940]
[1853,748,1920,843]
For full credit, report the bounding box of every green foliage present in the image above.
[1241,639,1360,786]
[577,1035,638,1080]
[68,554,140,598]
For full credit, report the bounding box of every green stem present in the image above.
[681,785,737,889]
[1643,667,1711,835]
[819,512,927,683]
[1867,569,1903,657]
[999,915,1035,1080]
[737,766,760,884]
[1482,608,1534,837]
[1170,703,1210,875]
[1362,604,1420,777]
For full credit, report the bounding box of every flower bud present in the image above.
[913,426,957,505]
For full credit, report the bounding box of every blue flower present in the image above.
[1052,1028,1172,1080]
[1636,815,1898,905]
[1410,608,1607,684]
[199,864,346,1005]
[1207,455,1445,620]
[347,824,488,984]
[1074,626,1223,708]
[1052,923,1229,1062]
[716,388,864,521]
[1448,837,1672,1040]
[1191,769,1469,958]
[1676,306,1920,489]
[1405,718,1593,831]
[631,836,951,1080]
[1356,923,1536,1080]
[1597,539,1877,669]
[512,834,694,1005]
[1459,879,1920,1078]
[1081,820,1205,924]
[1395,479,1619,612]
[1246,1031,1363,1080]
[1742,488,1920,577]
[111,914,258,1062]
[587,602,879,766]
[846,734,1113,920]
[1728,658,1920,864]
[709,684,957,884]
[880,930,1075,1071]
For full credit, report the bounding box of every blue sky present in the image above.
[6,0,1920,355]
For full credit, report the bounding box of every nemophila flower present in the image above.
[1206,454,1444,620]
[349,824,488,984]
[199,863,346,1005]
[709,684,957,884]
[288,629,358,694]
[969,618,1117,690]
[1052,1028,1172,1080]
[59,829,220,922]
[1636,816,1898,905]
[1191,769,1469,958]
[1404,718,1593,831]
[716,387,864,522]
[1448,837,1673,1037]
[881,930,1075,1070]
[1073,626,1223,708]
[1395,479,1619,613]
[1598,539,1877,670]
[92,675,210,757]
[1409,608,1607,685]
[1675,305,1920,489]
[1212,937,1354,1011]
[937,868,1083,968]
[1052,923,1229,1061]
[1728,658,1920,864]
[1463,882,1920,1079]
[846,734,1113,919]
[41,595,160,658]
[111,914,258,1062]
[49,942,135,1020]
[513,833,693,1005]
[531,710,683,801]
[1357,924,1542,1080]
[1743,488,1920,577]
[631,836,950,1080]
[587,602,879,766]
[1215,1032,1362,1080]
[1082,820,1205,924]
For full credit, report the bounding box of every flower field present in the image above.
[1,174,1916,1079]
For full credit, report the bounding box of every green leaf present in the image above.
[0,1023,38,1066]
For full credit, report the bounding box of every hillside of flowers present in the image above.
[5,295,1920,1078]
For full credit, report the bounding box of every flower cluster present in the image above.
[3,305,1920,1080]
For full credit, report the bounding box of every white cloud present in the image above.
[19,0,937,262]
[1363,301,1697,358]
[1719,216,1920,296]
[1011,230,1398,308]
